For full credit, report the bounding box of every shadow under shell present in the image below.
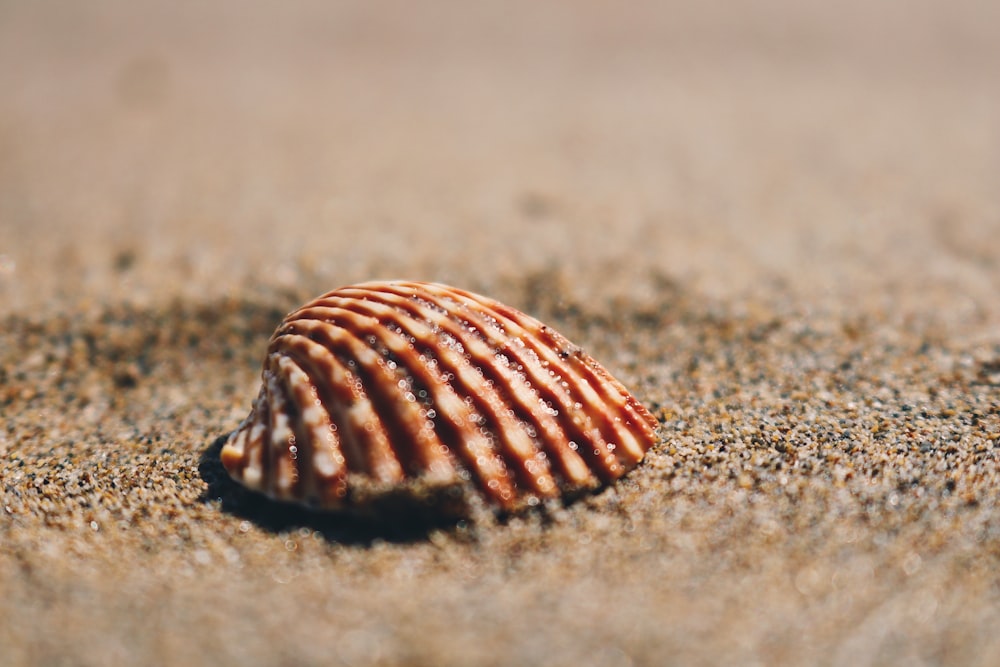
[198,435,483,544]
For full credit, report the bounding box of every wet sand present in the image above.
[2,2,999,665]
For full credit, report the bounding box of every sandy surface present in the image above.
[2,1,1000,665]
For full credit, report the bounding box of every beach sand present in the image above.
[2,2,999,665]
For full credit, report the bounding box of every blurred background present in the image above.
[1,0,998,320]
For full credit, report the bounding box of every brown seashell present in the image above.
[221,281,658,517]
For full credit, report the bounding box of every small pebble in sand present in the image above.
[220,280,659,517]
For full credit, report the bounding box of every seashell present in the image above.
[221,280,658,516]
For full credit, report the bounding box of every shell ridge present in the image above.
[274,352,348,504]
[261,366,287,497]
[323,291,567,500]
[501,315,657,462]
[294,299,523,505]
[338,296,557,498]
[441,289,623,482]
[275,332,401,483]
[221,384,270,490]
[368,283,607,487]
[281,319,449,483]
[578,357,659,460]
[337,282,647,482]
[457,289,656,472]
[272,333,359,476]
[348,284,594,485]
[272,354,312,501]
[299,309,459,482]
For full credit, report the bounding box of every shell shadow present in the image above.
[197,435,469,545]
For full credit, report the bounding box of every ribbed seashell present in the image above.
[221,281,658,516]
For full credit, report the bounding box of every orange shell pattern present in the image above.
[221,281,658,512]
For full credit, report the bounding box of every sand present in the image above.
[2,1,999,665]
